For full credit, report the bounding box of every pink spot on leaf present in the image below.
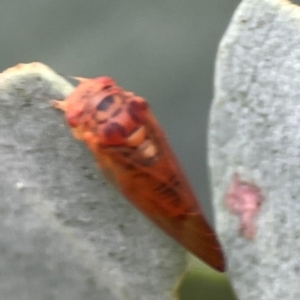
[225,173,263,239]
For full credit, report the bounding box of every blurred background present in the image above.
[4,0,293,299]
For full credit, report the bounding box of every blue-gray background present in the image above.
[1,1,240,220]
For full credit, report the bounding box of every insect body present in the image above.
[52,76,225,272]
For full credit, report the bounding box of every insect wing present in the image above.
[95,113,225,272]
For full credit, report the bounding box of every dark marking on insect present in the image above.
[153,181,180,203]
[97,119,108,124]
[168,174,181,188]
[124,162,136,171]
[127,101,148,123]
[153,175,180,193]
[102,84,112,91]
[111,107,122,118]
[104,122,126,141]
[96,95,114,111]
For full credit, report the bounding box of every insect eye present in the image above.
[103,122,126,145]
[96,95,114,111]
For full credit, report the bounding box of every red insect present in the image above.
[52,76,225,272]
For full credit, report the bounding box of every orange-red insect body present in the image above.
[52,76,225,272]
